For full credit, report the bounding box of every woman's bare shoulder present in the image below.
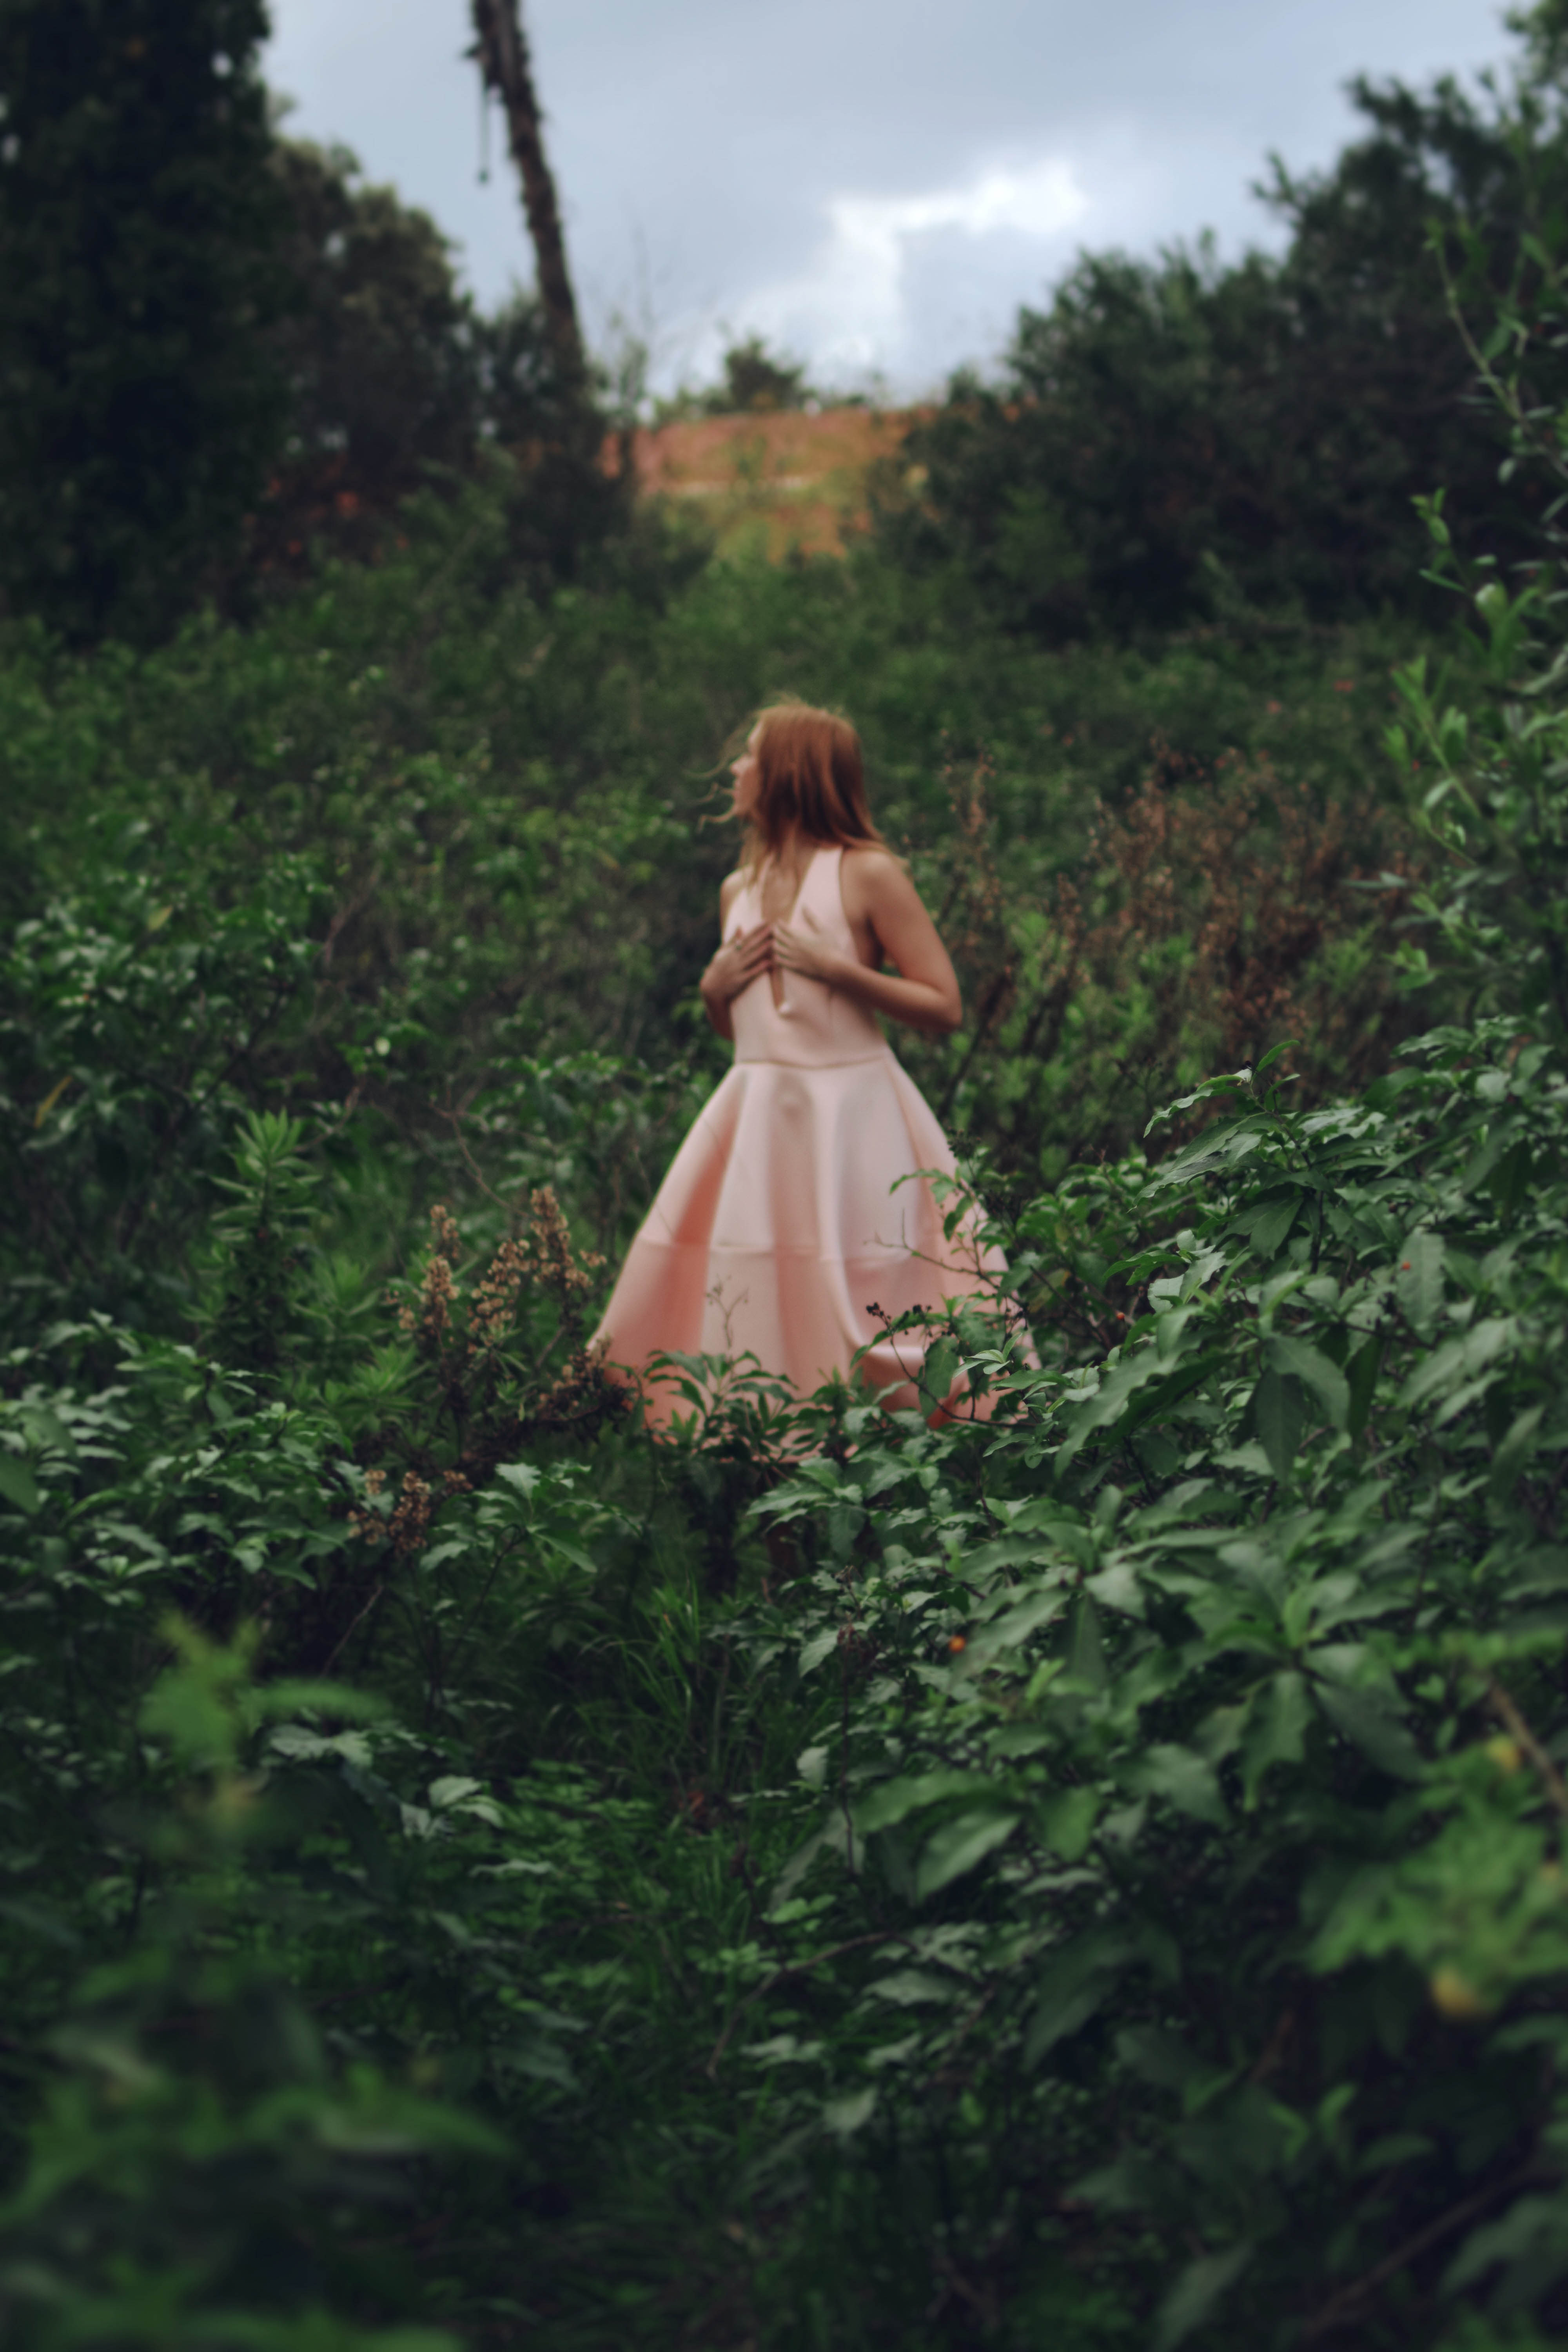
[840,844,915,900]
[719,869,746,919]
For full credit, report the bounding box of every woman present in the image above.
[593,700,1010,1424]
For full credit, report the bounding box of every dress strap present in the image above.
[798,842,849,942]
[724,866,759,941]
[728,843,845,941]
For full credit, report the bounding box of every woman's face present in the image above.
[730,724,762,820]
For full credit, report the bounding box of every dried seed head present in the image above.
[468,1236,528,1358]
[388,1470,433,1558]
[415,1253,456,1350]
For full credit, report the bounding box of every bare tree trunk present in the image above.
[469,0,587,388]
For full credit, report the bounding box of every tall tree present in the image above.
[257,135,483,568]
[0,0,290,643]
[468,0,586,389]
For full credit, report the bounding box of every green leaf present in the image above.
[1316,1684,1423,1782]
[1039,1786,1099,1861]
[428,1775,486,1810]
[1490,1405,1544,1500]
[855,1769,1000,1834]
[419,1541,470,1571]
[866,1969,960,2007]
[1442,2190,1564,2294]
[538,1535,602,1576]
[1067,1593,1107,1691]
[826,1501,862,1561]
[20,1405,72,1458]
[1488,1138,1534,1221]
[1252,1368,1306,1483]
[1241,1672,1310,1808]
[1396,1229,1445,1333]
[1145,1072,1255,1135]
[1345,1336,1383,1442]
[822,2086,878,2137]
[254,1680,383,1727]
[918,1338,960,1415]
[1136,1743,1228,1827]
[914,1808,1020,1899]
[494,1462,542,1502]
[1153,2244,1254,2352]
[966,1587,1066,1662]
[1054,1352,1171,1468]
[1127,1427,1181,1484]
[1025,1929,1137,2068]
[0,1455,41,1515]
[1402,1318,1516,1411]
[1116,2024,1220,2096]
[1247,1194,1300,1259]
[1265,1335,1349,1430]
[1085,1557,1145,1618]
[1027,1979,1112,2070]
[1461,1119,1518,1197]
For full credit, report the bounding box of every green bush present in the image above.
[876,8,1568,639]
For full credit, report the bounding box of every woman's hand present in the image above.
[771,911,844,987]
[701,922,773,1013]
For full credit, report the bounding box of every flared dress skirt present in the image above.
[592,844,1011,1425]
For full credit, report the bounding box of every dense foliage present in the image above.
[254,138,621,595]
[5,6,1568,2347]
[0,3,622,646]
[0,0,290,643]
[0,505,1426,1345]
[2,489,1566,2343]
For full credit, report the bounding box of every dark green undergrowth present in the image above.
[5,170,1568,2352]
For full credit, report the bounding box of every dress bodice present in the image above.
[725,845,887,1068]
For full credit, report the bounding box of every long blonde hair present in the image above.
[735,699,889,876]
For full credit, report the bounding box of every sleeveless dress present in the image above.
[593,844,1009,1425]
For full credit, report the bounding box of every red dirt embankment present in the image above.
[610,406,926,559]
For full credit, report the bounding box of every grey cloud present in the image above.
[266,0,1511,393]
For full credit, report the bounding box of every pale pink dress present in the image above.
[593,844,1009,1426]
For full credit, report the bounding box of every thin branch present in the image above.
[1486,1676,1568,1821]
[1301,2161,1543,2340]
[319,1581,388,1678]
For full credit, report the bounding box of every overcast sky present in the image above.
[265,0,1513,398]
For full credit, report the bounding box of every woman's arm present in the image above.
[772,849,962,1037]
[699,873,771,1041]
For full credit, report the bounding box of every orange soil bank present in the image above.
[606,407,928,561]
